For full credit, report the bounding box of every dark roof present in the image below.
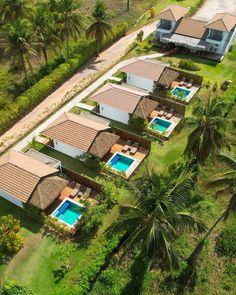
[133,98,159,118]
[157,68,179,88]
[174,17,208,39]
[89,132,120,158]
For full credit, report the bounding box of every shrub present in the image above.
[2,281,35,295]
[215,226,236,257]
[23,203,45,223]
[0,23,128,136]
[128,115,148,132]
[57,234,121,295]
[178,59,200,71]
[82,155,101,171]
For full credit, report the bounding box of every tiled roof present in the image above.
[157,5,189,22]
[90,83,148,114]
[0,150,57,203]
[133,98,159,118]
[205,13,236,32]
[174,17,208,39]
[42,112,110,152]
[119,59,166,81]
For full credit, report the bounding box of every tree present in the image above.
[2,280,35,295]
[53,0,83,58]
[127,0,130,11]
[106,166,205,269]
[183,152,236,285]
[0,215,24,253]
[33,4,60,65]
[0,19,41,87]
[183,97,231,165]
[86,0,111,55]
[0,0,32,23]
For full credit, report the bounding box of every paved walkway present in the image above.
[0,22,156,154]
[13,52,163,152]
[194,0,236,20]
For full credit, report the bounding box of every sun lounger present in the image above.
[179,77,186,86]
[78,185,86,197]
[84,187,92,197]
[70,188,79,198]
[186,79,194,88]
[122,140,131,152]
[158,106,166,116]
[166,108,175,120]
[130,142,139,155]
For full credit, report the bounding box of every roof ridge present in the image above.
[185,17,208,23]
[206,18,228,31]
[108,83,146,97]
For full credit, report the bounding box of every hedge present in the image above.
[56,234,121,295]
[0,23,128,136]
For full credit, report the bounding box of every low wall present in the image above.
[61,167,103,193]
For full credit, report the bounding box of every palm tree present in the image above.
[183,152,236,284]
[33,5,60,65]
[106,167,206,269]
[86,0,111,56]
[0,0,32,23]
[127,0,130,11]
[0,19,41,87]
[183,97,231,165]
[53,0,83,58]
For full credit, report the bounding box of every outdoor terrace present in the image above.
[170,79,200,103]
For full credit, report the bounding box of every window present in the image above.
[208,29,223,41]
[160,20,172,30]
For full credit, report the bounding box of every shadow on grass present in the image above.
[121,254,149,295]
[0,199,42,234]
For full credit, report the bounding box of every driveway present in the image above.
[194,0,236,20]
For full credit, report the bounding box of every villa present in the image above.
[153,4,236,60]
[41,112,119,159]
[90,83,158,124]
[119,59,179,92]
[0,150,68,209]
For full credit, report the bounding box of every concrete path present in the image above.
[194,0,236,20]
[0,22,157,154]
[13,52,163,152]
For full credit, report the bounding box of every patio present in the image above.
[46,182,98,216]
[170,80,200,103]
[149,106,182,138]
[103,139,149,178]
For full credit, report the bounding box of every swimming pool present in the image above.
[149,117,172,133]
[171,86,191,100]
[52,199,84,228]
[107,152,135,173]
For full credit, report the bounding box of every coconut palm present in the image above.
[86,0,111,55]
[183,97,231,165]
[183,152,236,284]
[33,5,60,65]
[0,0,32,23]
[0,19,41,87]
[106,167,206,269]
[53,0,83,58]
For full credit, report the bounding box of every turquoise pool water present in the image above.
[108,153,134,173]
[171,87,191,100]
[149,117,172,133]
[52,200,83,226]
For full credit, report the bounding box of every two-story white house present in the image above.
[154,5,236,60]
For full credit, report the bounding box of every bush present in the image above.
[128,115,148,132]
[23,203,45,223]
[215,226,236,257]
[57,234,121,295]
[178,59,200,71]
[0,23,128,136]
[2,281,35,295]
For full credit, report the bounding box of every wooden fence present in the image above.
[61,167,103,193]
[113,127,152,150]
[175,68,203,85]
[151,95,186,116]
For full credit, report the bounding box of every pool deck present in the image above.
[171,80,200,103]
[103,139,149,178]
[149,108,182,138]
[46,185,97,215]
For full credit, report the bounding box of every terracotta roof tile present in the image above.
[157,5,189,22]
[174,18,207,39]
[205,13,236,32]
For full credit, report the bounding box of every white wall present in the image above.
[0,191,24,208]
[99,103,130,124]
[53,139,85,159]
[127,73,154,92]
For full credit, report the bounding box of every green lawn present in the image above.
[158,47,236,83]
